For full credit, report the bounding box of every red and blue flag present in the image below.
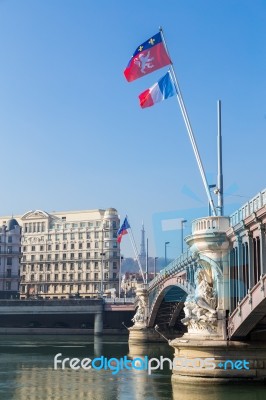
[124,32,171,82]
[117,217,130,243]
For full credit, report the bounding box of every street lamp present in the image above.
[208,184,216,216]
[119,255,124,298]
[164,242,170,267]
[181,219,187,253]
[100,252,106,296]
[154,257,158,278]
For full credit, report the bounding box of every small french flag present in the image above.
[139,71,176,108]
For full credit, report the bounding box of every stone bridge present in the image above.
[129,188,266,382]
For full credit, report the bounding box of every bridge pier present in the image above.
[170,335,266,383]
[94,312,103,336]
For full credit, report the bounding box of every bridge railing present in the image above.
[148,250,195,292]
[230,188,266,227]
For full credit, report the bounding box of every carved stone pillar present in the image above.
[259,224,266,275]
[247,232,254,289]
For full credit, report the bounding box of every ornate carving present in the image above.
[131,289,148,327]
[181,266,217,333]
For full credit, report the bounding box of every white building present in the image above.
[0,219,21,299]
[0,208,120,299]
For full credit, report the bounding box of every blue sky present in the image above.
[0,0,265,259]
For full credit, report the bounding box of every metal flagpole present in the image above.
[126,216,146,283]
[159,27,217,216]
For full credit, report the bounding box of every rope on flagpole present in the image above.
[159,27,217,216]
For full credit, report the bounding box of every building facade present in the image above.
[0,219,21,299]
[0,208,120,299]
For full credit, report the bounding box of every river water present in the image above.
[0,335,265,400]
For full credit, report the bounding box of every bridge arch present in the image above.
[147,276,194,328]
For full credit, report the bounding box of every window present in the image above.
[63,233,67,240]
[31,246,35,251]
[78,284,81,291]
[86,233,90,239]
[62,263,66,270]
[31,274,35,281]
[31,265,34,271]
[39,275,43,281]
[55,244,59,250]
[94,273,99,280]
[94,232,99,239]
[39,264,43,271]
[95,242,99,248]
[94,252,98,258]
[79,243,83,249]
[70,263,74,270]
[6,282,11,290]
[55,234,60,241]
[47,264,51,271]
[113,262,117,268]
[55,263,59,271]
[86,243,90,249]
[7,246,12,253]
[6,269,11,277]
[63,253,66,260]
[113,231,117,239]
[105,242,109,248]
[40,255,44,260]
[47,254,51,260]
[8,236,12,243]
[55,254,59,260]
[104,231,109,238]
[48,245,52,251]
[95,262,98,268]
[40,245,44,251]
[113,273,117,279]
[78,253,82,259]
[78,273,82,280]
[104,273,108,279]
[79,233,83,240]
[86,252,90,259]
[7,258,12,266]
[63,243,67,250]
[86,262,90,269]
[105,262,109,268]
[47,275,50,281]
[70,253,74,259]
[62,274,66,281]
[78,262,82,270]
[70,233,75,240]
[55,274,58,281]
[71,243,75,249]
[31,255,35,261]
[86,273,90,280]
[23,246,27,252]
[96,221,100,227]
[69,274,73,281]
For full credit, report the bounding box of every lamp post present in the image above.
[164,242,170,267]
[181,219,187,253]
[208,184,216,216]
[119,255,124,298]
[154,257,158,278]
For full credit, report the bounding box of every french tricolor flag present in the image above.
[139,71,176,108]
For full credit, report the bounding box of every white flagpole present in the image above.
[160,27,217,216]
[126,216,146,283]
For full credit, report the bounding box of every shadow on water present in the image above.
[0,335,265,399]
